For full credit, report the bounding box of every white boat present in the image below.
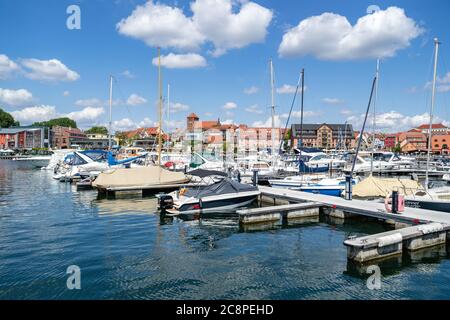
[158,178,260,215]
[348,152,394,173]
[13,155,52,168]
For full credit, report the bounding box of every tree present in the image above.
[32,117,77,128]
[0,108,19,128]
[392,143,401,153]
[85,126,108,135]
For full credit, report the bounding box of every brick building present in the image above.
[291,123,355,150]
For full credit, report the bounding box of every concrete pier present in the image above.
[237,202,322,224]
[344,223,450,263]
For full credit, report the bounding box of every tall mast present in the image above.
[299,68,305,151]
[425,38,440,190]
[167,83,170,135]
[108,75,113,150]
[370,59,380,174]
[270,59,275,164]
[157,47,163,166]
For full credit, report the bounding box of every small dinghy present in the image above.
[158,178,260,215]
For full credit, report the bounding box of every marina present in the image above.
[2,0,450,303]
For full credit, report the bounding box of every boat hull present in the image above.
[405,199,450,213]
[171,194,259,215]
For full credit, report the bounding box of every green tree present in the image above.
[32,117,77,128]
[0,108,20,128]
[85,126,108,135]
[392,143,401,153]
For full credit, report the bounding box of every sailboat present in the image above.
[92,48,191,194]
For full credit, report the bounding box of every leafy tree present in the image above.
[32,117,77,128]
[85,126,108,135]
[392,143,401,153]
[0,108,19,128]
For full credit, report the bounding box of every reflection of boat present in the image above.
[13,155,52,168]
[159,178,260,215]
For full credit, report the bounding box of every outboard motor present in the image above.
[158,194,174,210]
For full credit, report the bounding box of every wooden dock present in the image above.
[258,186,450,225]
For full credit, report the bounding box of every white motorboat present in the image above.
[158,178,260,215]
[13,155,52,168]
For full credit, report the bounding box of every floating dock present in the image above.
[258,186,450,262]
[258,186,450,225]
[237,202,322,224]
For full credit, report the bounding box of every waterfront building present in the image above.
[51,126,86,149]
[398,131,427,153]
[119,127,168,149]
[415,123,448,135]
[0,127,50,149]
[291,123,355,150]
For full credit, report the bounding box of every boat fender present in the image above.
[384,193,405,213]
[418,223,444,235]
[377,233,402,247]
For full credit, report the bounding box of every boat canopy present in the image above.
[352,175,424,198]
[188,168,227,178]
[184,178,258,198]
[92,166,190,189]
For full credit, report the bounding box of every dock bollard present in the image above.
[391,190,398,214]
[252,170,258,187]
[345,175,352,200]
[237,171,241,183]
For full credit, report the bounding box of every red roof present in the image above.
[416,123,447,129]
[187,113,199,119]
[121,127,160,139]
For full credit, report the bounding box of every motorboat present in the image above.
[12,154,52,168]
[347,152,394,173]
[404,187,450,213]
[268,174,328,189]
[158,178,260,215]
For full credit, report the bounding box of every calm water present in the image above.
[1,160,450,300]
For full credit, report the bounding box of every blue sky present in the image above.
[0,0,449,133]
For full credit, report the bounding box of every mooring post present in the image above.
[345,174,352,200]
[252,169,258,187]
[392,190,398,214]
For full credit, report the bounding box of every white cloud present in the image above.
[252,115,283,128]
[244,86,259,95]
[253,110,320,127]
[152,53,206,69]
[63,91,70,97]
[117,1,205,51]
[223,102,237,110]
[347,111,443,132]
[117,0,273,56]
[0,54,20,79]
[191,0,273,56]
[169,102,189,113]
[127,94,147,106]
[75,98,105,108]
[66,107,105,123]
[112,117,156,132]
[431,72,450,93]
[204,112,213,117]
[20,58,80,81]
[10,105,58,123]
[279,6,423,60]
[245,104,263,114]
[276,84,304,94]
[121,70,135,78]
[0,88,33,106]
[322,98,344,105]
[340,109,353,116]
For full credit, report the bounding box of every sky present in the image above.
[0,0,450,133]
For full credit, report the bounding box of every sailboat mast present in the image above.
[370,59,380,174]
[425,38,440,190]
[299,68,305,151]
[270,59,275,164]
[157,47,163,166]
[108,75,113,150]
[167,83,170,136]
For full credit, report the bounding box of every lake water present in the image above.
[1,160,450,300]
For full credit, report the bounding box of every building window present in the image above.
[435,144,439,148]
